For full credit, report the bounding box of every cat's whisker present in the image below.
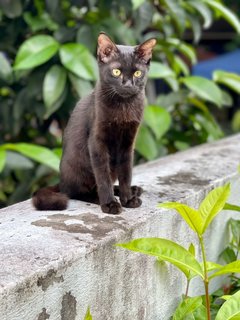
[101,86,117,99]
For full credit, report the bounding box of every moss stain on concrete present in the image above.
[61,292,77,320]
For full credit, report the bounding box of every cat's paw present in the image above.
[122,196,142,208]
[131,186,144,197]
[114,185,144,197]
[101,200,122,214]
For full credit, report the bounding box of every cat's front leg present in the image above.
[89,142,122,214]
[118,150,142,208]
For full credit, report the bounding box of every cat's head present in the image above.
[97,32,156,98]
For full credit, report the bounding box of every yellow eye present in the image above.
[134,70,142,78]
[112,69,121,77]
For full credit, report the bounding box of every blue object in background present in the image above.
[192,49,240,79]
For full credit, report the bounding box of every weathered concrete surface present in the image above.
[0,134,240,320]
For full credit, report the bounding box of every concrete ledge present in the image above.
[1,134,240,320]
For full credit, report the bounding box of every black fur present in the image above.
[32,33,156,214]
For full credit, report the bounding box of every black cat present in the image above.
[32,32,156,214]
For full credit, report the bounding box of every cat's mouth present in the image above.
[115,87,139,98]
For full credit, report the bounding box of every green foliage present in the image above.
[135,105,171,159]
[172,297,203,320]
[215,291,240,320]
[224,203,240,212]
[0,147,6,172]
[59,43,98,80]
[1,143,60,172]
[84,307,92,320]
[203,0,240,33]
[1,0,240,206]
[159,184,231,235]
[117,238,204,278]
[14,35,60,70]
[181,76,223,108]
[43,65,67,118]
[232,111,240,132]
[213,71,240,94]
[117,183,240,319]
[209,261,240,280]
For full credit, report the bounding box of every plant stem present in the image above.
[185,279,190,299]
[199,235,211,320]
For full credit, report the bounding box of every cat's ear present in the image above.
[135,38,157,63]
[97,32,118,63]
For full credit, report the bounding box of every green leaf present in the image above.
[84,307,92,320]
[60,43,98,81]
[209,261,240,280]
[187,14,202,44]
[159,202,203,235]
[184,244,198,281]
[205,261,222,273]
[164,0,186,36]
[213,70,240,94]
[131,0,145,10]
[182,76,223,107]
[3,143,60,172]
[172,297,203,320]
[68,73,93,98]
[192,113,223,140]
[164,76,179,91]
[215,290,240,320]
[144,105,171,140]
[157,91,187,108]
[173,56,190,76]
[135,125,158,160]
[23,12,58,32]
[203,0,240,34]
[0,52,12,82]
[219,247,237,264]
[232,110,240,132]
[228,219,240,243]
[224,203,240,212]
[188,1,213,29]
[221,90,233,107]
[116,238,204,278]
[14,35,59,70]
[221,295,232,301]
[188,97,209,114]
[6,151,34,170]
[53,148,62,159]
[148,61,174,79]
[192,304,207,320]
[199,183,231,234]
[167,39,197,64]
[0,147,6,173]
[178,43,197,65]
[44,86,68,119]
[43,65,67,109]
[173,243,198,282]
[188,243,195,256]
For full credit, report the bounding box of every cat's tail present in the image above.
[32,185,69,210]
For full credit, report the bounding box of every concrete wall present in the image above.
[0,134,240,320]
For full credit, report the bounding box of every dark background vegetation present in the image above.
[0,0,240,207]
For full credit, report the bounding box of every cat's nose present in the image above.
[123,79,133,87]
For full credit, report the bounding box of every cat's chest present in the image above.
[102,121,139,150]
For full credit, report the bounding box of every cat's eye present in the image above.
[134,70,142,78]
[112,69,121,77]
